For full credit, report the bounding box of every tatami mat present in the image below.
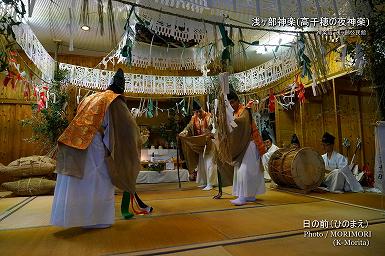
[222,185,321,205]
[1,203,383,256]
[0,214,227,256]
[0,196,52,229]
[0,196,29,213]
[1,182,385,256]
[223,222,385,256]
[124,222,385,256]
[145,246,233,256]
[0,191,251,230]
[114,195,261,218]
[127,186,222,201]
[193,201,385,239]
[308,190,385,211]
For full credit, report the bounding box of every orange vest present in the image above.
[234,104,266,155]
[58,90,119,150]
[192,111,211,135]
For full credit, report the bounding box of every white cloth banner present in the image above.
[374,121,385,193]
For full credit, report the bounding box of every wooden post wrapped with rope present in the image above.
[212,73,236,199]
[215,73,232,165]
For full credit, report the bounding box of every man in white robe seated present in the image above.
[261,130,279,181]
[321,132,363,193]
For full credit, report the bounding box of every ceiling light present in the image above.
[81,25,90,31]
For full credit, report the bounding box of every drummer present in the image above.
[261,130,279,181]
[321,132,362,192]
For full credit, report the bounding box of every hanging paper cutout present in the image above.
[121,6,135,66]
[181,99,188,117]
[297,34,312,80]
[155,100,158,117]
[147,99,154,118]
[218,24,234,48]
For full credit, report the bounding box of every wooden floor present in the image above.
[0,182,384,256]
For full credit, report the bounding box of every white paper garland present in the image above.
[59,48,297,95]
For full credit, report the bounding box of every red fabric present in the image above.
[246,100,254,108]
[236,103,266,156]
[23,81,31,99]
[130,193,148,215]
[3,70,15,87]
[268,89,275,112]
[3,69,23,89]
[362,164,374,187]
[37,91,47,111]
[295,74,306,104]
[251,122,266,155]
[192,111,210,135]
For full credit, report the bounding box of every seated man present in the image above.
[179,100,217,190]
[290,134,300,149]
[321,132,363,192]
[261,130,279,181]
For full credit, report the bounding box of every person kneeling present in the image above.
[321,132,363,193]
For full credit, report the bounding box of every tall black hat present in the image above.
[262,130,272,141]
[291,134,300,145]
[322,132,335,144]
[227,90,239,101]
[109,68,125,94]
[192,100,201,111]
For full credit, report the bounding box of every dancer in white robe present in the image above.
[232,142,266,201]
[321,132,363,193]
[227,90,266,206]
[180,100,217,190]
[196,141,218,190]
[51,111,114,228]
[51,69,149,228]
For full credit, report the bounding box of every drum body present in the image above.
[268,147,325,191]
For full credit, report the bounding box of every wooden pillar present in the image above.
[275,100,281,146]
[320,102,325,134]
[333,79,342,152]
[299,102,305,147]
[357,84,365,165]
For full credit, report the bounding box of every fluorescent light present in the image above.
[81,25,90,31]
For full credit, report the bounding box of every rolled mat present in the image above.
[0,156,56,178]
[1,178,56,196]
